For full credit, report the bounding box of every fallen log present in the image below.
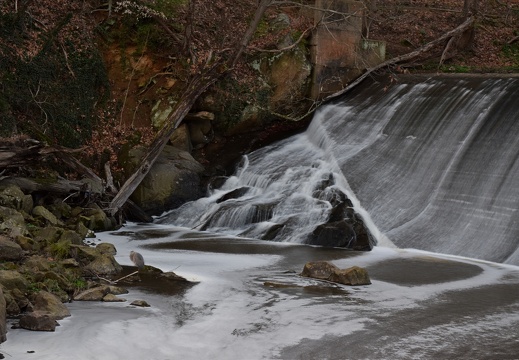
[0,176,100,196]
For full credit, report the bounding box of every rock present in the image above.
[161,272,190,282]
[69,244,99,263]
[300,261,371,286]
[84,254,122,275]
[0,206,27,236]
[75,221,91,239]
[60,258,80,268]
[170,123,192,152]
[107,285,129,295]
[74,286,110,301]
[81,203,114,231]
[300,261,340,280]
[5,298,20,316]
[96,242,117,255]
[0,287,6,343]
[0,235,23,261]
[128,145,205,215]
[23,255,52,272]
[215,187,251,203]
[19,311,57,332]
[328,266,371,286]
[151,98,177,130]
[0,270,29,292]
[48,201,71,219]
[14,235,34,251]
[102,294,126,302]
[33,205,60,226]
[307,188,375,250]
[0,185,33,214]
[10,288,30,312]
[32,226,60,245]
[31,291,71,320]
[261,47,311,112]
[130,300,150,307]
[185,111,214,147]
[59,230,83,245]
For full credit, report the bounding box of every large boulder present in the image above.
[301,261,371,286]
[19,311,57,332]
[30,291,70,320]
[127,145,205,215]
[70,245,122,275]
[308,185,375,250]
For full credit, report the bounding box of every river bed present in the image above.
[2,223,519,360]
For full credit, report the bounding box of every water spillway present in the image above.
[161,75,519,265]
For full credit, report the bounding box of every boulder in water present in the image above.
[301,261,371,286]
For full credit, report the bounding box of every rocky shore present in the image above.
[0,182,191,343]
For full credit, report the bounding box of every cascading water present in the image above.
[159,75,519,265]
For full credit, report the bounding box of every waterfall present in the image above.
[159,75,519,265]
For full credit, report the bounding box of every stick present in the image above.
[112,270,140,284]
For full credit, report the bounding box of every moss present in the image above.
[49,240,71,259]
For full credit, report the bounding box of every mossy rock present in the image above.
[32,226,60,245]
[0,270,29,292]
[32,206,61,226]
[0,185,33,213]
[0,205,28,236]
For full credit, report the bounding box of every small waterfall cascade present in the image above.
[158,124,380,248]
[160,75,519,265]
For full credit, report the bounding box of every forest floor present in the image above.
[370,0,519,71]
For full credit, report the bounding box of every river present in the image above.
[2,74,519,359]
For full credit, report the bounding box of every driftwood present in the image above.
[323,16,475,102]
[0,142,45,168]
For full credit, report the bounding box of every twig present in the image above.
[61,42,76,78]
[248,26,314,53]
[508,35,519,45]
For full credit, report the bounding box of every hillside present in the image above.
[0,0,518,179]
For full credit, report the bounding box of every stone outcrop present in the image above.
[126,145,205,215]
[301,261,371,285]
[307,177,375,250]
